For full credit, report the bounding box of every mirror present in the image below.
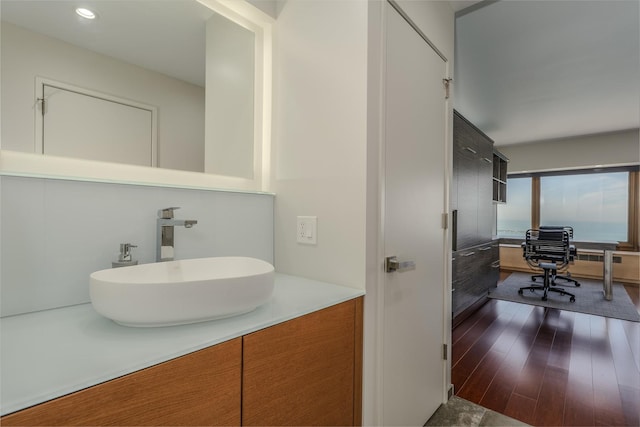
[1,0,270,187]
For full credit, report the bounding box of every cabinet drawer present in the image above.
[454,117,479,160]
[2,339,242,426]
[452,243,499,316]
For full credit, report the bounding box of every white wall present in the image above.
[269,0,454,424]
[0,175,274,317]
[270,0,368,289]
[1,22,205,173]
[498,128,640,173]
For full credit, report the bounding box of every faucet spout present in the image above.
[156,207,197,262]
[159,218,197,227]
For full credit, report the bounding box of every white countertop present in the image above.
[0,273,364,416]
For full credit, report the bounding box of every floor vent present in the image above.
[576,254,622,263]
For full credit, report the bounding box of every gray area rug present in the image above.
[488,272,640,322]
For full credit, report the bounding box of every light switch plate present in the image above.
[297,216,317,245]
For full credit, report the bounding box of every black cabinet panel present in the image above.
[452,248,477,315]
[479,242,500,292]
[456,165,479,248]
[476,135,494,242]
[451,111,499,319]
[452,241,499,317]
[452,110,494,250]
[477,171,494,243]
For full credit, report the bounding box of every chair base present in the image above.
[521,264,576,302]
[531,273,580,287]
[518,285,576,302]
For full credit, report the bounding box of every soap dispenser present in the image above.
[112,243,139,268]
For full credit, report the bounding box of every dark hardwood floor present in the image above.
[452,272,640,426]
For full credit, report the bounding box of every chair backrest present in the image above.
[539,225,574,239]
[523,228,571,270]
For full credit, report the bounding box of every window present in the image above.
[496,168,635,245]
[540,172,628,242]
[497,177,532,237]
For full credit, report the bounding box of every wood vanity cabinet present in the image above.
[242,298,363,426]
[1,338,242,426]
[1,298,363,427]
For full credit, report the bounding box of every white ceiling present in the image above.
[1,0,214,87]
[3,0,638,146]
[454,0,640,146]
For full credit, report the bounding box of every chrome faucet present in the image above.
[156,207,197,262]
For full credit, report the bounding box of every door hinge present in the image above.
[443,78,453,99]
[37,97,46,115]
[442,213,449,230]
[443,343,448,360]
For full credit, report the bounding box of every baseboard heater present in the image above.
[576,253,622,263]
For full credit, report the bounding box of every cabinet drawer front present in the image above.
[454,119,479,159]
[2,339,242,426]
[242,300,358,426]
[452,243,499,315]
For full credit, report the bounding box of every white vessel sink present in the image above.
[90,257,275,327]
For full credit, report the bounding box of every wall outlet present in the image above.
[297,216,317,245]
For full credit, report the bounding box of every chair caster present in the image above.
[542,296,547,301]
[575,283,581,287]
[518,289,523,295]
[532,277,537,282]
[570,296,576,302]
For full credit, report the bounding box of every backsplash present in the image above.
[0,176,274,317]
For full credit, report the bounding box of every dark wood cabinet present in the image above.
[452,242,499,317]
[451,110,500,320]
[452,111,494,250]
[477,140,494,243]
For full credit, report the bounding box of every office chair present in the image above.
[530,226,580,287]
[519,228,576,302]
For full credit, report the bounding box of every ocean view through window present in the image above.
[497,170,631,243]
[540,172,628,242]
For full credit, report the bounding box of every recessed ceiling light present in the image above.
[75,7,96,20]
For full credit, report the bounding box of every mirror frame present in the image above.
[0,0,274,194]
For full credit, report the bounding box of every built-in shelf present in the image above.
[492,150,508,203]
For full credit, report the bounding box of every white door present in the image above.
[383,2,447,425]
[38,81,156,167]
